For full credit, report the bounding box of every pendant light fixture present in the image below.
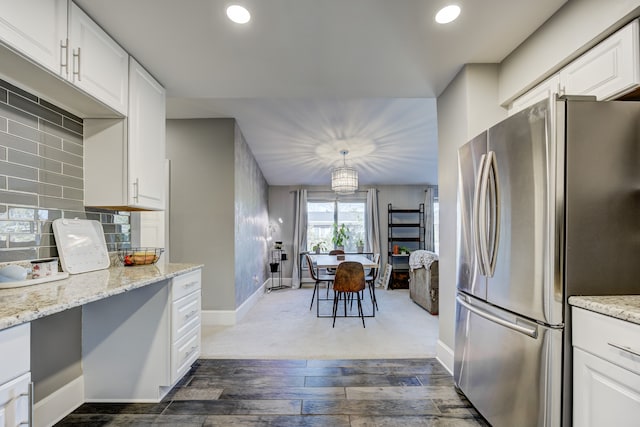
[331,150,358,195]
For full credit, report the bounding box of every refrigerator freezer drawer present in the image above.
[454,293,562,427]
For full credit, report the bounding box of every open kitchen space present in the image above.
[3,1,640,426]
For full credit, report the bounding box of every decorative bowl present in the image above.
[118,248,164,266]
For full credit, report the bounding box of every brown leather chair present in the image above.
[305,254,334,313]
[331,261,366,328]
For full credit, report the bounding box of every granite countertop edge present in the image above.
[568,295,640,325]
[0,263,203,331]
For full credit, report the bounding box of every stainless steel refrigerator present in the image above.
[454,97,640,427]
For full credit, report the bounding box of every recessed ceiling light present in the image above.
[226,5,251,24]
[435,5,461,24]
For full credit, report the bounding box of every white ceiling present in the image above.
[75,0,566,186]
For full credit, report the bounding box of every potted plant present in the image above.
[400,246,411,255]
[312,241,326,254]
[356,238,364,253]
[332,223,350,250]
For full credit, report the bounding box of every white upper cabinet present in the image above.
[0,0,67,75]
[127,58,166,209]
[509,19,640,115]
[560,19,640,101]
[68,2,129,115]
[84,58,166,211]
[0,1,128,115]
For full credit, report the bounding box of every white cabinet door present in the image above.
[573,347,640,427]
[508,74,560,116]
[0,372,31,427]
[0,0,67,75]
[128,58,166,209]
[560,19,640,100]
[68,2,128,115]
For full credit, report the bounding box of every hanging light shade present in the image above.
[331,150,358,195]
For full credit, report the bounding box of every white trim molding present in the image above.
[34,376,84,427]
[436,339,454,375]
[201,279,274,326]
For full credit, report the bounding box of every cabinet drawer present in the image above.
[172,291,201,342]
[0,324,30,385]
[0,372,31,427]
[171,327,200,384]
[172,270,201,301]
[573,307,640,375]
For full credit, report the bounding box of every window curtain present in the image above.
[365,188,381,255]
[291,189,307,289]
[424,187,435,251]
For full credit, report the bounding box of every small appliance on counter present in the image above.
[52,218,110,274]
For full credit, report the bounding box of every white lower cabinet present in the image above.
[82,270,201,402]
[0,324,31,427]
[572,307,640,427]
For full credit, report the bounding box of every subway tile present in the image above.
[39,170,82,189]
[84,212,101,222]
[39,195,84,211]
[0,248,37,262]
[0,130,38,154]
[62,140,83,156]
[38,233,55,246]
[0,161,38,181]
[62,116,83,134]
[0,190,38,206]
[62,187,83,201]
[8,177,44,195]
[62,163,82,178]
[38,221,53,234]
[0,79,38,102]
[63,210,88,220]
[0,88,6,103]
[8,120,62,149]
[8,149,40,168]
[113,214,129,224]
[38,158,62,174]
[8,93,62,126]
[39,118,82,143]
[0,117,6,132]
[0,147,5,160]
[0,176,5,190]
[38,209,62,222]
[0,102,38,128]
[0,206,6,219]
[9,234,37,247]
[39,145,82,168]
[8,207,35,220]
[0,234,6,248]
[39,99,82,124]
[0,221,33,233]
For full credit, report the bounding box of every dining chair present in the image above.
[305,254,334,312]
[331,261,366,328]
[324,249,344,295]
[364,253,380,311]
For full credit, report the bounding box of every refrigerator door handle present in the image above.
[478,152,492,276]
[456,295,538,338]
[487,151,500,277]
[473,153,488,276]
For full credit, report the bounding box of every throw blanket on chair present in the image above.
[409,250,438,271]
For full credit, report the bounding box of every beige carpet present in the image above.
[201,286,439,359]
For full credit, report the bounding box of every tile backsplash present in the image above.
[0,79,130,262]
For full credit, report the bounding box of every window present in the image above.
[307,200,365,252]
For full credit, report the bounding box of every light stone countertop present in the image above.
[0,262,202,331]
[568,295,640,325]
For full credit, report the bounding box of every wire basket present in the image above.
[118,247,164,266]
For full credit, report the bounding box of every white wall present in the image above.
[499,0,640,105]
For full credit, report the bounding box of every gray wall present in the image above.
[436,64,505,366]
[234,122,269,306]
[166,119,236,311]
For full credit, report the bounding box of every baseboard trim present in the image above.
[436,339,454,375]
[202,279,271,326]
[34,376,84,427]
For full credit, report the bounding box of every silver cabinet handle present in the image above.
[60,39,68,76]
[184,309,198,321]
[184,345,198,361]
[457,295,538,338]
[72,47,81,81]
[608,342,640,358]
[473,154,487,276]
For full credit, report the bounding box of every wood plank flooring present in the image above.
[56,358,489,426]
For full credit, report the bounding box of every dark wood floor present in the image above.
[56,358,489,426]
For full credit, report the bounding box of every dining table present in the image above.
[309,253,379,318]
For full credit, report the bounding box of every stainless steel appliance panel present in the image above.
[564,100,640,297]
[454,293,562,427]
[486,100,563,325]
[456,131,488,300]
